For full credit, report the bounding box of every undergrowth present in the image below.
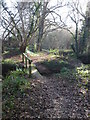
[2,70,30,118]
[76,64,90,91]
[40,59,74,72]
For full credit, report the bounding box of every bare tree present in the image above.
[66,0,86,55]
[2,0,86,54]
[1,1,41,53]
[36,0,66,51]
[1,0,65,52]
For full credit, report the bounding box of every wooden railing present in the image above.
[22,53,32,77]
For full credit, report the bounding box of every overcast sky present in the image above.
[1,0,90,32]
[5,0,89,8]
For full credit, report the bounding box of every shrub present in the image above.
[60,67,77,80]
[2,70,30,117]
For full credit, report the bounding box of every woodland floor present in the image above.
[2,51,90,119]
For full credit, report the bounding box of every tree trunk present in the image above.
[75,23,79,56]
[37,42,42,51]
[37,2,48,52]
[20,41,27,53]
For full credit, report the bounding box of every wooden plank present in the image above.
[22,53,32,77]
[23,53,32,62]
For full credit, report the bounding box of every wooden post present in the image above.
[22,53,24,63]
[29,60,31,77]
[25,57,27,68]
[22,53,32,77]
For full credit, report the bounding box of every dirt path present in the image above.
[32,70,89,119]
[3,52,89,119]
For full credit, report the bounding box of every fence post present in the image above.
[25,57,27,68]
[29,60,31,77]
[22,53,24,63]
